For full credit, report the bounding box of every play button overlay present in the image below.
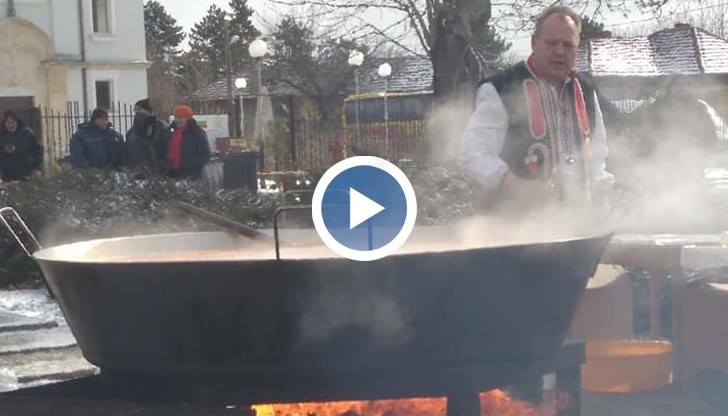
[349,188,385,229]
[312,156,417,261]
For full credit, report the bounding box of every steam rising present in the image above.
[605,85,728,234]
[424,90,475,163]
[422,78,728,236]
[296,280,411,349]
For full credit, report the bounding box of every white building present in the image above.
[0,0,149,114]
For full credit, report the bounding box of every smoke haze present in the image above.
[422,78,728,237]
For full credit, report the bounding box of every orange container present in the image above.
[582,340,673,393]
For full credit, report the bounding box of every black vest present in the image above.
[479,62,597,182]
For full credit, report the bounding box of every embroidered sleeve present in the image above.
[457,82,510,192]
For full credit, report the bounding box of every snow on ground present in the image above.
[0,290,65,326]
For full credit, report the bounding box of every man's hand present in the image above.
[500,172,559,205]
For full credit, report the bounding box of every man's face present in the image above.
[174,117,188,128]
[531,13,580,84]
[134,105,151,115]
[4,118,17,132]
[94,116,109,130]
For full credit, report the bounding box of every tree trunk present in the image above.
[147,60,177,114]
[430,0,492,103]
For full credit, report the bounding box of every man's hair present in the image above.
[534,5,582,35]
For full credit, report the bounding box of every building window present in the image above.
[95,80,112,110]
[92,0,110,33]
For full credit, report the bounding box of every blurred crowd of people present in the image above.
[68,99,210,179]
[0,98,212,184]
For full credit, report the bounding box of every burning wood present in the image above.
[480,389,570,416]
[252,398,444,416]
[250,389,570,416]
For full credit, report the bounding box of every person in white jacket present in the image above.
[458,5,614,215]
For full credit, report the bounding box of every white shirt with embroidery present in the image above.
[457,79,615,203]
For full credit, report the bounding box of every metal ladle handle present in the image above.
[0,207,42,257]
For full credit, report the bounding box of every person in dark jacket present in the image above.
[619,74,722,189]
[163,105,210,179]
[0,110,43,181]
[124,98,171,170]
[69,107,124,170]
[629,74,718,160]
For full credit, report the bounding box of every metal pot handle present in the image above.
[0,207,42,257]
[273,205,311,260]
[273,189,348,260]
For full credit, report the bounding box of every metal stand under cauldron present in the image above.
[0,341,585,416]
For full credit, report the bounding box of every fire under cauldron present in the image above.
[1,207,611,386]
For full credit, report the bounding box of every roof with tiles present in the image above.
[577,24,728,76]
[695,29,728,73]
[189,55,436,102]
[188,69,303,101]
[352,55,434,94]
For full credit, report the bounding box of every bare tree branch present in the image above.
[400,0,432,49]
[354,15,428,57]
[263,0,683,99]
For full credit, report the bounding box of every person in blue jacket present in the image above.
[69,107,124,169]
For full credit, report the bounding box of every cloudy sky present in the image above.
[154,0,707,59]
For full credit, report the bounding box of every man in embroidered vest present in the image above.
[458,5,614,215]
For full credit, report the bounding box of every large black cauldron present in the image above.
[30,228,610,381]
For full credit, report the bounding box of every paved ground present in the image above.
[0,309,97,392]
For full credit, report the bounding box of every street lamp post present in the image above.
[224,26,241,137]
[234,77,247,143]
[248,39,268,170]
[378,62,392,155]
[348,51,364,147]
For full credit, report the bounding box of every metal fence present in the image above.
[27,102,136,174]
[272,118,426,175]
[27,103,426,176]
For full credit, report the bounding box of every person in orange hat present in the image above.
[163,105,210,179]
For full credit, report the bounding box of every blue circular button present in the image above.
[312,157,417,261]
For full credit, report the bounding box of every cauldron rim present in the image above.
[32,227,614,265]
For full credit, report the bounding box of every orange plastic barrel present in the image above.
[582,340,673,393]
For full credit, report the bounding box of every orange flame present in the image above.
[251,389,570,416]
[480,389,570,416]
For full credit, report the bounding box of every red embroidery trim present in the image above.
[523,55,594,194]
[572,78,590,135]
[572,78,592,194]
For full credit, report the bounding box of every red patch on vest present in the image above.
[573,78,590,135]
[525,143,551,180]
[523,79,546,140]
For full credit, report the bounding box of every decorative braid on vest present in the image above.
[477,62,597,183]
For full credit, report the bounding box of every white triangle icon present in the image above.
[349,188,385,229]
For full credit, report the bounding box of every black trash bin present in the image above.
[222,150,259,192]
